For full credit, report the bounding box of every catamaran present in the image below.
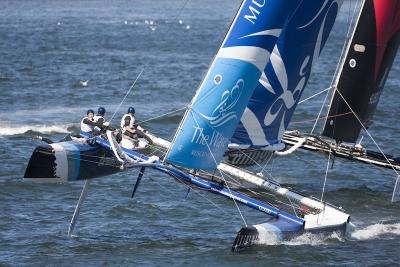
[279,0,400,179]
[24,0,400,251]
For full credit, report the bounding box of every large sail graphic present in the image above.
[231,0,342,148]
[166,0,302,170]
[323,0,400,143]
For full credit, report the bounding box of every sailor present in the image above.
[120,107,153,148]
[80,109,97,134]
[120,106,137,138]
[94,107,106,125]
[93,106,109,132]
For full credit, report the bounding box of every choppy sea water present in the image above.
[0,0,399,266]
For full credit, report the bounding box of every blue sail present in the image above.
[231,0,342,148]
[166,0,302,170]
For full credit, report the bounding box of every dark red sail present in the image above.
[322,0,400,143]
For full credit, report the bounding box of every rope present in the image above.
[109,69,144,124]
[108,0,191,124]
[149,173,234,218]
[291,112,352,125]
[320,147,332,202]
[310,85,331,134]
[298,87,332,104]
[67,156,121,168]
[220,172,304,217]
[189,110,248,227]
[334,88,400,179]
[275,138,306,156]
[311,0,360,134]
[392,175,400,202]
[258,152,276,177]
[138,106,186,124]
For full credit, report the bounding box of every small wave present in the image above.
[0,124,71,136]
[350,222,400,240]
[0,75,11,82]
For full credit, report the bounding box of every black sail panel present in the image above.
[364,29,400,125]
[322,0,400,143]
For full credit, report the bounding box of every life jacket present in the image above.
[120,114,135,134]
[93,115,105,131]
[80,117,94,133]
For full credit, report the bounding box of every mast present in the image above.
[329,0,365,104]
[322,0,400,143]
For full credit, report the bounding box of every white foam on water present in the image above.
[0,107,84,118]
[283,231,343,246]
[255,230,343,247]
[0,124,71,136]
[254,225,281,245]
[350,222,400,240]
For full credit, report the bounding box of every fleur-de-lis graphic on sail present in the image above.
[262,0,337,142]
[264,53,309,139]
[199,78,244,128]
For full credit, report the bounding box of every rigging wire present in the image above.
[109,0,191,124]
[221,170,305,217]
[225,145,276,180]
[189,110,248,227]
[310,0,361,134]
[231,148,268,170]
[259,152,275,175]
[138,106,186,125]
[291,111,352,125]
[67,156,121,168]
[320,147,332,202]
[298,86,332,105]
[334,88,400,179]
[66,144,302,217]
[148,172,235,218]
[109,69,144,124]
[310,0,400,190]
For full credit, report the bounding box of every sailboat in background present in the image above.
[228,0,400,173]
[23,0,400,251]
[280,0,400,201]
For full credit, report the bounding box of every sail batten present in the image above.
[166,0,303,170]
[232,0,342,148]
